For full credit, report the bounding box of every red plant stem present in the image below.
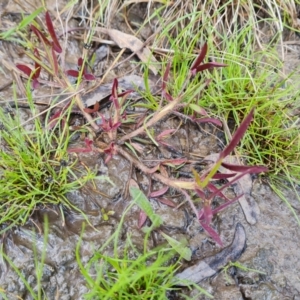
[114,145,194,190]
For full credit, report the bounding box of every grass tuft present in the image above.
[0,85,96,233]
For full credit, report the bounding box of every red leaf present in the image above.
[212,173,236,179]
[194,117,223,127]
[66,70,80,77]
[191,43,208,70]
[67,139,93,153]
[200,221,223,247]
[30,25,51,47]
[157,197,177,207]
[199,203,213,224]
[195,187,206,199]
[206,182,231,202]
[156,129,176,140]
[84,73,96,81]
[150,186,169,198]
[33,48,41,79]
[84,138,93,149]
[84,102,99,113]
[111,78,118,99]
[211,194,242,215]
[78,57,83,67]
[47,110,62,129]
[162,90,173,102]
[32,78,39,89]
[138,210,148,228]
[110,78,120,109]
[162,61,171,90]
[118,89,134,98]
[220,108,255,159]
[221,162,268,173]
[194,62,227,73]
[45,11,62,53]
[16,64,33,76]
[103,142,117,164]
[209,166,268,200]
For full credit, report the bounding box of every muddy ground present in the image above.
[0,1,300,299]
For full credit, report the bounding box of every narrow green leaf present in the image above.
[161,232,192,261]
[18,7,44,29]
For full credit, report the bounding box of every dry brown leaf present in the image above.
[95,27,159,75]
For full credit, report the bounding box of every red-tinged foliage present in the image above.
[99,114,121,132]
[211,194,243,216]
[200,221,223,247]
[220,108,255,159]
[30,25,52,47]
[78,57,84,67]
[67,138,94,153]
[17,49,41,80]
[221,162,268,173]
[212,173,236,179]
[33,48,41,79]
[162,91,174,102]
[200,202,213,224]
[156,129,176,140]
[193,117,223,127]
[162,62,173,101]
[191,43,208,70]
[138,210,148,228]
[109,78,133,109]
[45,11,62,53]
[47,110,64,129]
[206,182,232,202]
[66,57,95,81]
[190,43,227,75]
[84,73,96,81]
[150,186,169,198]
[16,64,33,77]
[193,62,227,74]
[66,70,80,77]
[84,102,99,114]
[195,187,206,199]
[17,48,41,89]
[103,142,117,164]
[209,166,268,200]
[110,78,119,109]
[162,62,171,91]
[157,197,177,207]
[118,89,134,99]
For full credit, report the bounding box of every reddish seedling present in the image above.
[190,43,227,76]
[67,138,94,153]
[66,57,95,81]
[16,48,41,89]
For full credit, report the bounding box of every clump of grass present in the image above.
[0,87,95,233]
[133,0,300,186]
[76,201,212,299]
